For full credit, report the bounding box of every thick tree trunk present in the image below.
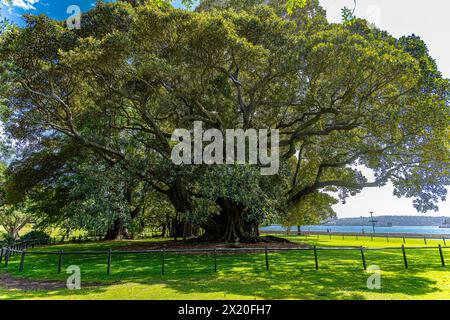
[6,227,20,240]
[104,218,124,240]
[200,199,260,243]
[165,183,264,243]
[122,227,133,239]
[169,219,191,239]
[104,205,141,240]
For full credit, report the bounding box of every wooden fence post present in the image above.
[265,247,269,271]
[386,236,389,243]
[424,236,427,245]
[356,235,358,241]
[443,237,447,246]
[402,245,408,269]
[439,244,445,267]
[58,250,63,274]
[107,249,112,275]
[403,237,406,244]
[19,251,26,272]
[313,246,319,270]
[360,246,367,270]
[371,236,373,242]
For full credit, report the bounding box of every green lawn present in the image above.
[1,235,450,300]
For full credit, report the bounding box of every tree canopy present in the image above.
[0,0,448,241]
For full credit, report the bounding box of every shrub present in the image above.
[21,230,51,243]
[2,234,17,245]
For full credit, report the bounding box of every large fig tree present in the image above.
[0,0,448,242]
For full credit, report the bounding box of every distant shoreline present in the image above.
[260,224,450,236]
[261,229,450,239]
[321,215,449,227]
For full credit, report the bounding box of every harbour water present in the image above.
[260,225,450,235]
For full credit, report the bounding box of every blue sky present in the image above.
[1,0,449,218]
[0,0,186,23]
[1,1,112,22]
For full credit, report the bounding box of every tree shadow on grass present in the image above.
[1,266,446,300]
[158,267,443,300]
[1,245,448,300]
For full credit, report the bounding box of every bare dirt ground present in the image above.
[122,237,310,252]
[0,273,67,291]
[0,273,104,291]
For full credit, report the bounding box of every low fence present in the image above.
[0,238,45,253]
[1,243,448,276]
[262,230,450,244]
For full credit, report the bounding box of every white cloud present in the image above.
[2,0,40,10]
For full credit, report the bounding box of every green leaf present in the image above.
[286,0,307,15]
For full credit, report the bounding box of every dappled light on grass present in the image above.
[165,253,216,275]
[2,236,450,299]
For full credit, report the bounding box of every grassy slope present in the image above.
[1,235,450,300]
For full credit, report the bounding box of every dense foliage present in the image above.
[0,0,448,241]
[20,230,51,242]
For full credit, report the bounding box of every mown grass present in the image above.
[1,235,450,300]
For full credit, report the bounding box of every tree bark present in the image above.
[104,204,141,240]
[104,218,124,240]
[200,199,260,243]
[6,227,20,240]
[164,183,265,243]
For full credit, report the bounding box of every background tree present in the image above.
[283,192,337,230]
[0,161,31,239]
[0,204,31,240]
